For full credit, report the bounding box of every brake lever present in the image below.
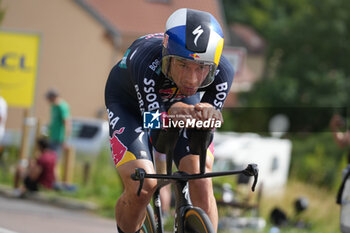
[243,164,259,192]
[131,168,146,196]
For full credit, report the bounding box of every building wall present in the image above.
[1,0,119,129]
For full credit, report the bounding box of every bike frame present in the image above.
[131,128,259,233]
[132,164,258,233]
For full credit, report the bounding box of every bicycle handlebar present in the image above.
[131,163,259,196]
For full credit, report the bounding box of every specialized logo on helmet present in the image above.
[109,127,127,166]
[192,25,204,47]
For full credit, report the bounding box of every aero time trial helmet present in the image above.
[162,8,224,88]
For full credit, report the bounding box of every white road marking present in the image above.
[0,227,19,233]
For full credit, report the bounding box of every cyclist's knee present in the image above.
[117,160,157,205]
[122,176,157,207]
[138,178,157,202]
[190,178,212,194]
[179,154,214,174]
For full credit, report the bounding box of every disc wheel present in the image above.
[184,207,214,233]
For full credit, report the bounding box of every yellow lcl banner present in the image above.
[0,30,40,108]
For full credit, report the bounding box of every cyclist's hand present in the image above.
[194,103,223,123]
[168,102,196,122]
[168,102,223,129]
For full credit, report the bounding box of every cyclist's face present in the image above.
[169,58,210,96]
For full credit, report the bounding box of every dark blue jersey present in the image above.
[105,33,234,116]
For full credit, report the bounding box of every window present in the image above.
[147,0,170,3]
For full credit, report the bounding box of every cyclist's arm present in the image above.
[168,102,196,119]
[168,100,223,126]
[200,55,234,111]
[194,102,223,122]
[168,56,234,123]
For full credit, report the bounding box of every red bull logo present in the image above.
[109,127,127,166]
[189,53,200,59]
[159,88,186,99]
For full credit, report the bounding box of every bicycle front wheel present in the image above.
[184,207,214,233]
[142,204,156,233]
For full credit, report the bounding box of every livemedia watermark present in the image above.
[143,110,222,129]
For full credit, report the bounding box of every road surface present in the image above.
[0,195,116,233]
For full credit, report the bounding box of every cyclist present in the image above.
[105,8,234,233]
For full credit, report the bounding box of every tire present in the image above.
[184,207,214,233]
[141,204,156,233]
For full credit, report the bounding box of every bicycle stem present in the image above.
[153,128,180,175]
[154,128,213,174]
[188,129,212,174]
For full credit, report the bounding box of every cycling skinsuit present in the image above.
[105,33,234,168]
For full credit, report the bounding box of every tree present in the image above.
[221,0,349,189]
[223,0,350,108]
[0,0,4,24]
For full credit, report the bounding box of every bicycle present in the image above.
[131,128,259,233]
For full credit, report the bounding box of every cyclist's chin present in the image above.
[180,87,197,96]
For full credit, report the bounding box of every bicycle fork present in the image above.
[151,176,192,233]
[172,176,192,233]
[152,188,164,233]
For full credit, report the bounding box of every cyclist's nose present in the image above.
[186,70,199,86]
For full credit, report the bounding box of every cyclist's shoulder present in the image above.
[197,55,233,95]
[130,33,164,56]
[217,55,234,77]
[205,55,234,87]
[121,33,163,70]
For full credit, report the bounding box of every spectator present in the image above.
[45,88,71,159]
[0,93,7,166]
[0,93,7,148]
[14,137,57,195]
[330,114,350,163]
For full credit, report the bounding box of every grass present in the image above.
[0,147,122,218]
[0,147,343,233]
[57,149,122,218]
[236,180,341,233]
[160,179,341,233]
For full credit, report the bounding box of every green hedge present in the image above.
[288,133,347,191]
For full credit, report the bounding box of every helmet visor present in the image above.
[162,55,217,88]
